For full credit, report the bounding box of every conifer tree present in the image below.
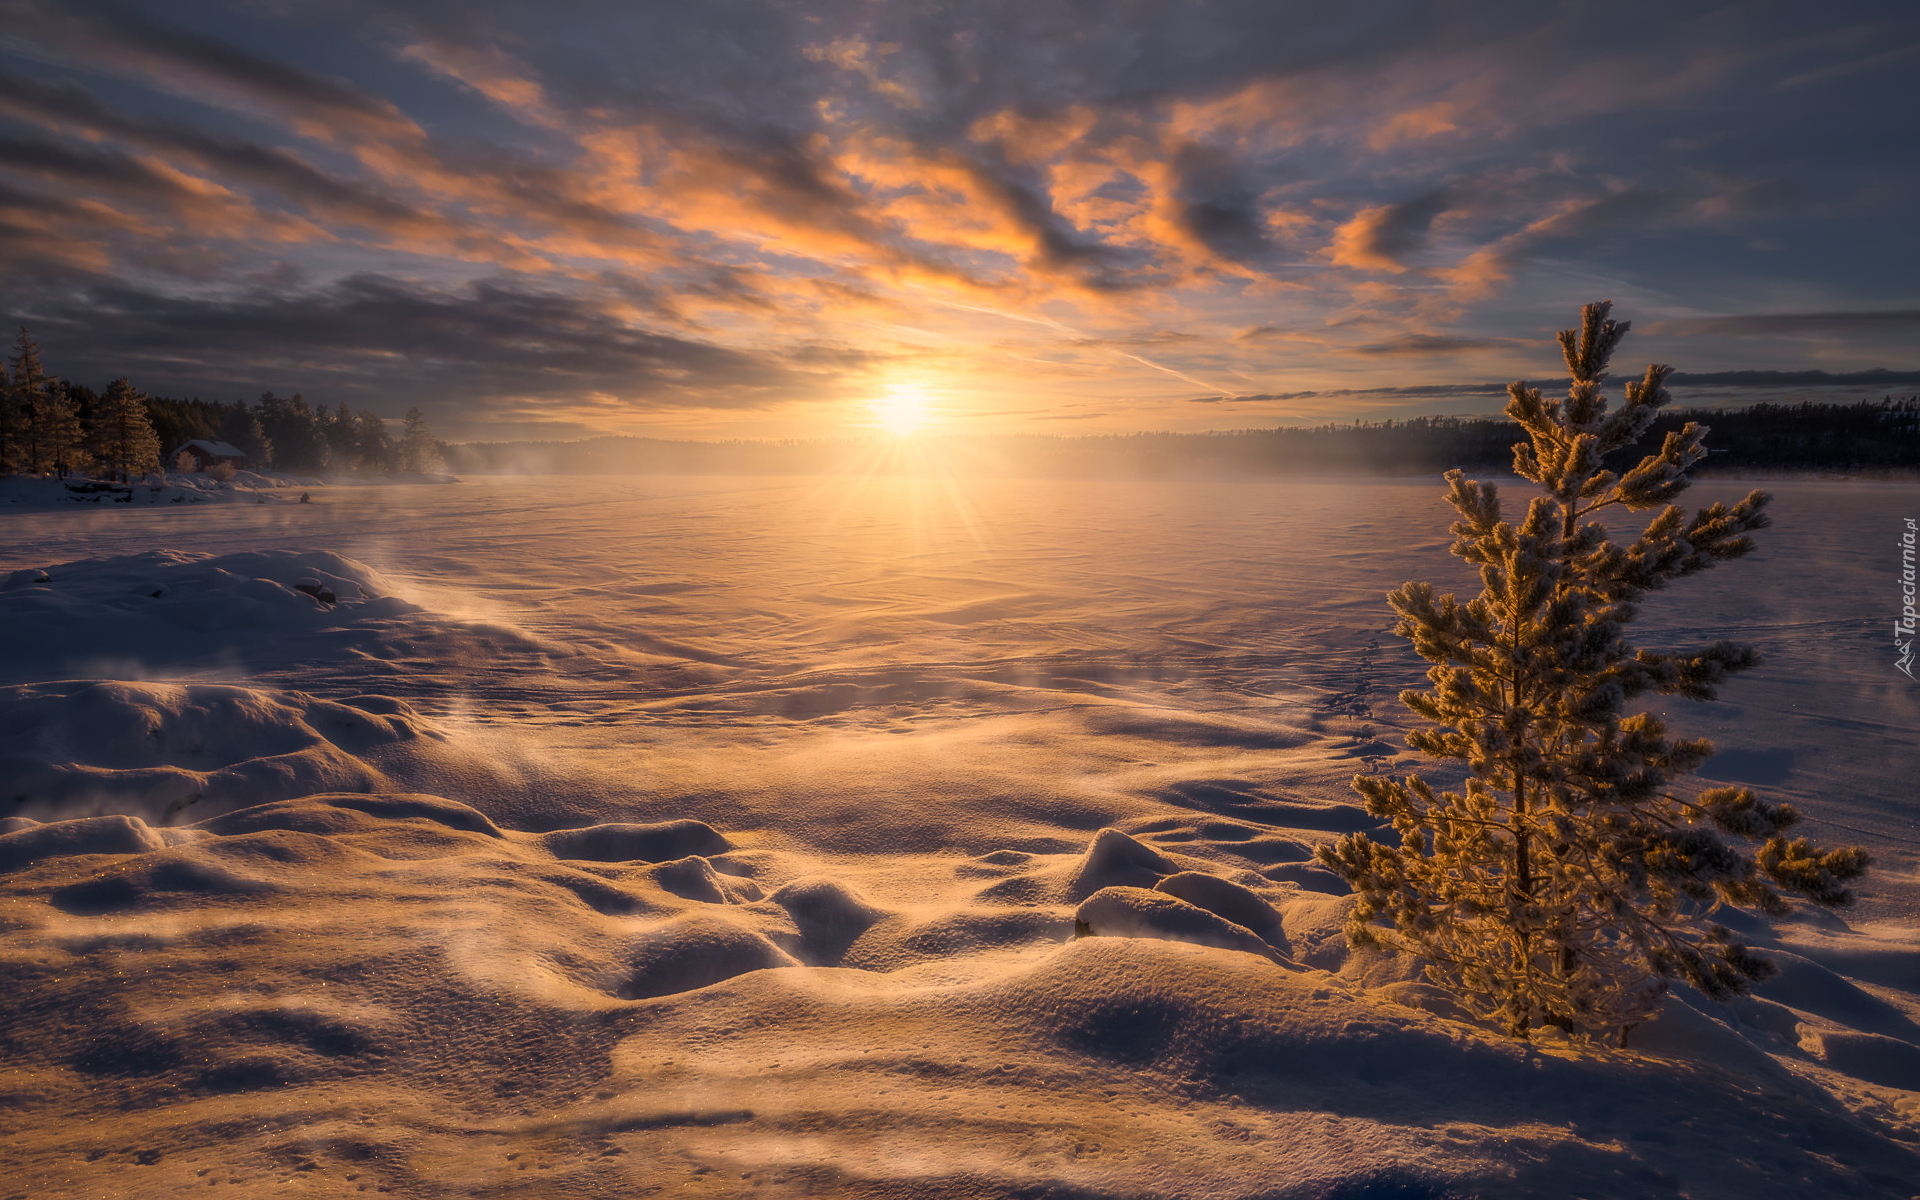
[354,408,395,473]
[258,391,328,472]
[322,402,358,469]
[89,377,163,482]
[0,355,15,474]
[399,407,441,474]
[1317,301,1869,1043]
[7,327,84,475]
[9,332,46,478]
[44,382,88,477]
[217,400,271,468]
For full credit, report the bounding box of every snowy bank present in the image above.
[0,469,324,508]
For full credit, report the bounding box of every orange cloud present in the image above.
[1327,195,1449,274]
[1367,102,1461,149]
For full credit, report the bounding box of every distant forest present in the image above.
[446,397,1920,478]
[137,392,445,475]
[1,327,443,478]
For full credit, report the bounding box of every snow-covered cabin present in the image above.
[170,439,247,471]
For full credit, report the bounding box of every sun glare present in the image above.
[870,387,932,437]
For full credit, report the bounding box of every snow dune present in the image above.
[2,475,1917,1197]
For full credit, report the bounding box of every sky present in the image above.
[1,0,1916,442]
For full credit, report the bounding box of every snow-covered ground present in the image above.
[1,473,1917,1197]
[0,470,330,509]
[0,469,453,509]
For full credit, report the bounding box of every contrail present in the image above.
[927,298,1235,397]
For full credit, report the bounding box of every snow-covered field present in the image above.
[2,473,1917,1198]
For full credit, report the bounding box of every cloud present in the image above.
[0,73,454,242]
[0,0,1912,435]
[1775,39,1920,90]
[7,0,425,145]
[1153,140,1274,267]
[7,275,876,422]
[1667,368,1920,386]
[1327,192,1449,273]
[1652,310,1920,338]
[1347,334,1513,356]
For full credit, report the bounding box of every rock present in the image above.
[292,579,337,605]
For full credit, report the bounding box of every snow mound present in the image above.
[643,855,763,903]
[540,819,732,862]
[0,549,405,682]
[1153,870,1292,952]
[0,548,568,688]
[1074,885,1287,963]
[0,546,399,609]
[0,814,168,872]
[766,877,890,963]
[1754,949,1920,1040]
[195,792,504,839]
[1262,860,1351,893]
[617,916,801,1000]
[49,845,285,914]
[0,681,525,824]
[1801,1029,1920,1091]
[1065,826,1179,899]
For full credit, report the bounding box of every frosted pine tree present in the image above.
[1317,302,1869,1043]
[89,377,163,482]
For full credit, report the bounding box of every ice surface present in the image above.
[2,474,1917,1196]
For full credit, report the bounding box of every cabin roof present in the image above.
[173,439,246,458]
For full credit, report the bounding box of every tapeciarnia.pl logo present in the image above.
[1900,518,1917,679]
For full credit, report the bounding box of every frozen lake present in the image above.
[5,471,1920,1197]
[7,472,1915,901]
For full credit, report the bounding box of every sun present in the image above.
[869,386,932,437]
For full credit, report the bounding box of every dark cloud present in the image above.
[0,73,447,238]
[1192,384,1509,403]
[1192,369,1920,406]
[1651,310,1920,337]
[1348,334,1512,356]
[1668,368,1920,386]
[1165,141,1272,265]
[7,275,869,412]
[9,0,422,142]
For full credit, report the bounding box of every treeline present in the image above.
[447,396,1920,478]
[0,327,444,480]
[139,391,443,476]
